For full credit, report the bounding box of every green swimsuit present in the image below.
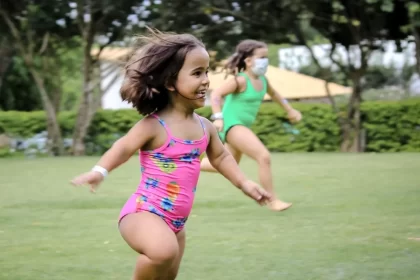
[219,72,267,142]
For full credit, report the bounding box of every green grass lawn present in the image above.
[0,153,419,280]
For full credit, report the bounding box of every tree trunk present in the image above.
[340,76,363,152]
[29,68,64,156]
[350,87,362,152]
[52,87,62,114]
[51,69,62,113]
[44,56,62,113]
[0,45,13,92]
[72,48,98,156]
[413,27,420,75]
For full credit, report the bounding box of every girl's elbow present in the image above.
[208,150,228,168]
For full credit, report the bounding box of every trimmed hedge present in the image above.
[361,99,420,152]
[1,99,419,153]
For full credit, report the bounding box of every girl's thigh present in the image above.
[119,212,179,263]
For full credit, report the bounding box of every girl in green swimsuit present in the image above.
[200,39,302,211]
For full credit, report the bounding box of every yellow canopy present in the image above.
[93,47,352,100]
[207,66,352,100]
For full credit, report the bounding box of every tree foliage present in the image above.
[0,0,77,155]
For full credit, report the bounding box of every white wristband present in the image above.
[211,112,223,120]
[92,165,109,177]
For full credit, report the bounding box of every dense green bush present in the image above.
[252,103,340,152]
[0,110,47,137]
[0,99,419,153]
[361,99,420,152]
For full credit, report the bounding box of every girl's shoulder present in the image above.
[226,74,247,93]
[197,116,213,141]
[131,115,161,135]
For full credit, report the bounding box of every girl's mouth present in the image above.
[196,89,207,98]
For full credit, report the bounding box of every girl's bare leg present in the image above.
[225,125,292,211]
[119,212,180,280]
[158,229,186,280]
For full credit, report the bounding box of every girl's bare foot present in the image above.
[267,199,292,211]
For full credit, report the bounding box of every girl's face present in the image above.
[245,47,269,76]
[170,47,210,109]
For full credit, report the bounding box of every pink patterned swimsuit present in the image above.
[118,113,209,233]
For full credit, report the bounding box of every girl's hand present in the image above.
[239,180,272,205]
[213,119,224,132]
[71,171,104,193]
[287,109,302,123]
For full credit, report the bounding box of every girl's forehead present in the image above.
[183,47,209,67]
[252,47,268,57]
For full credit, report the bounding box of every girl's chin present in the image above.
[193,97,206,108]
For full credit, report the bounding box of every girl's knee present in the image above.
[165,268,180,280]
[134,247,178,280]
[146,244,179,270]
[135,252,177,279]
[257,150,271,166]
[154,265,180,280]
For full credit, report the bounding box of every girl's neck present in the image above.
[159,101,195,120]
[244,68,259,80]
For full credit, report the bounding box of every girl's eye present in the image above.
[194,72,201,76]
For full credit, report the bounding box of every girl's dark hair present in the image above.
[120,27,205,115]
[224,39,267,76]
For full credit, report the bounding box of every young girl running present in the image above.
[200,39,302,212]
[70,29,271,280]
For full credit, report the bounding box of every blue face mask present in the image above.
[251,58,269,76]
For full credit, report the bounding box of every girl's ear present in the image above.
[165,80,176,92]
[244,56,252,65]
[166,85,175,92]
